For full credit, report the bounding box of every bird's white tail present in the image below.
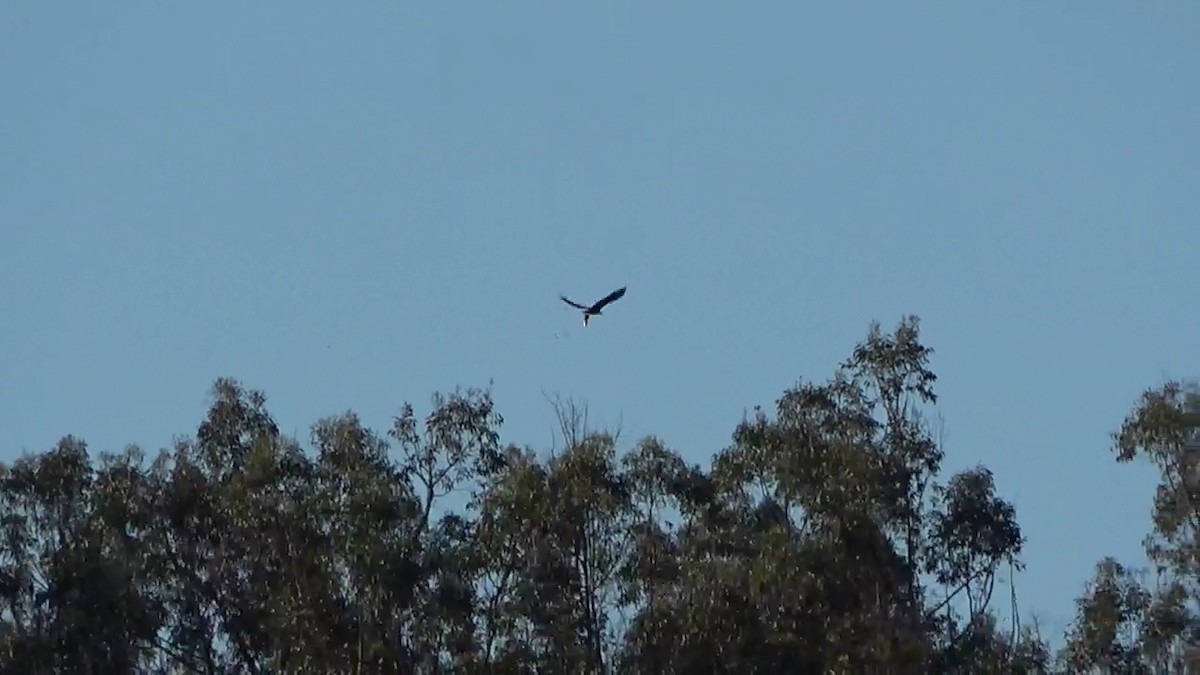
[583,314,590,327]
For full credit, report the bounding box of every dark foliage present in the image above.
[16,315,1183,673]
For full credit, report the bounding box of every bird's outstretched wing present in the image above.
[560,295,590,310]
[589,286,626,312]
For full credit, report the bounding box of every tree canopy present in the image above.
[1,315,1194,673]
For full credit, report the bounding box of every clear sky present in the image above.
[2,2,1197,644]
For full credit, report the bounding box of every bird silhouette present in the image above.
[560,286,626,327]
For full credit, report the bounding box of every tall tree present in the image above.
[0,315,1061,673]
[0,437,160,671]
[1062,379,1200,673]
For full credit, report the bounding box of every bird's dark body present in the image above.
[560,286,626,327]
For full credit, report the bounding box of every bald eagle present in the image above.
[560,286,626,327]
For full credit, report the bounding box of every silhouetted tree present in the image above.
[1061,380,1200,673]
[0,316,1065,673]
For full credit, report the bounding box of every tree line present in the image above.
[1,315,1196,673]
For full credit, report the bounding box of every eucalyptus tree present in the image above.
[1062,380,1200,673]
[0,315,1063,673]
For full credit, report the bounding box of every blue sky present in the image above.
[2,2,1197,643]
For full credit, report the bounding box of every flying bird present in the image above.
[560,286,627,327]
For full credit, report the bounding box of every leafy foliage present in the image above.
[1061,380,1200,673]
[3,316,1123,672]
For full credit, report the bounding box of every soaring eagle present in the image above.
[560,286,627,327]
